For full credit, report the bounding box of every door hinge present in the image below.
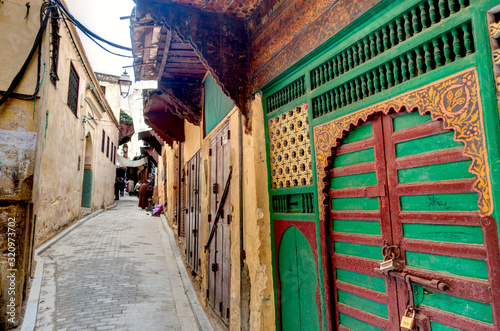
[213,183,219,194]
[227,130,230,140]
[208,214,212,222]
[192,229,198,235]
[227,214,231,224]
[209,148,212,156]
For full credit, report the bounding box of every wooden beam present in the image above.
[165,62,206,70]
[167,55,202,64]
[157,29,172,83]
[140,28,154,79]
[170,42,193,50]
[169,50,198,57]
[164,68,207,75]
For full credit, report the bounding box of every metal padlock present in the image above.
[379,259,395,273]
[400,307,416,330]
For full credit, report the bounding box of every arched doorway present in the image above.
[278,225,319,330]
[325,110,500,330]
[81,134,93,208]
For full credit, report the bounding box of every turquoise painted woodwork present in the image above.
[81,169,92,208]
[278,226,319,330]
[204,73,235,135]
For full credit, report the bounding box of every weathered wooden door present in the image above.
[329,111,500,330]
[179,143,186,237]
[173,143,180,226]
[186,151,201,273]
[279,226,320,330]
[207,120,231,323]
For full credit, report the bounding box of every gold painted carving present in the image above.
[490,22,500,39]
[314,68,493,217]
[268,103,312,189]
[493,49,500,65]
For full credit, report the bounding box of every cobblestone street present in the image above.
[32,195,208,331]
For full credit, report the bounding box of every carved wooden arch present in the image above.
[313,68,493,220]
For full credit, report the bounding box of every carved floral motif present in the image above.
[313,68,492,218]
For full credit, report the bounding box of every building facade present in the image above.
[132,0,500,330]
[0,1,119,328]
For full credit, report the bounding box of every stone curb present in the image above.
[20,204,116,331]
[160,214,214,331]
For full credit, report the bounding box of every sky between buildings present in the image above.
[65,0,135,80]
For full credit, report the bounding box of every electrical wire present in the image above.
[0,13,49,108]
[53,0,132,52]
[33,62,46,119]
[49,1,134,58]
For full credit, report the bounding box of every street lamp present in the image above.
[118,70,132,98]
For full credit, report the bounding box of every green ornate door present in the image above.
[279,226,320,330]
[328,111,500,330]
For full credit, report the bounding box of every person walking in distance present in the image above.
[138,180,149,209]
[127,178,135,196]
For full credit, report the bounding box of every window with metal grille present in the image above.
[106,136,110,158]
[102,130,105,153]
[67,64,79,115]
[111,142,114,162]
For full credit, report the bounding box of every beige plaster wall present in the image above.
[0,1,41,94]
[84,100,117,211]
[184,120,202,162]
[32,11,118,245]
[98,80,121,121]
[0,2,43,327]
[153,99,275,331]
[0,97,38,329]
[243,95,275,331]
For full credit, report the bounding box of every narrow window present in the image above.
[113,146,116,164]
[67,64,79,115]
[100,85,106,96]
[106,136,110,158]
[111,142,114,162]
[102,130,105,153]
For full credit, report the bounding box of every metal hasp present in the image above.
[205,167,232,251]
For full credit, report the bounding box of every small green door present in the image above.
[81,169,93,208]
[279,226,319,330]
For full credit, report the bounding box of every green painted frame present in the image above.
[262,0,500,330]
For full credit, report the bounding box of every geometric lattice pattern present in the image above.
[268,103,312,189]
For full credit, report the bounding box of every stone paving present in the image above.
[34,195,201,331]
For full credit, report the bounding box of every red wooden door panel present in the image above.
[328,111,500,331]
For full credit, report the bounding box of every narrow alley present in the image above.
[29,195,211,331]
